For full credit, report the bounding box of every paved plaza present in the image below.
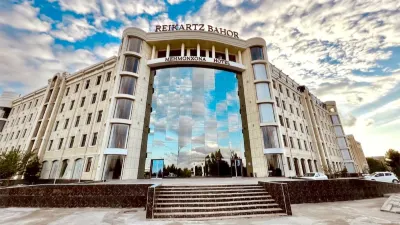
[1,197,399,225]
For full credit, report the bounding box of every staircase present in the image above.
[151,184,288,220]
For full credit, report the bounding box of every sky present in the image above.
[0,0,399,157]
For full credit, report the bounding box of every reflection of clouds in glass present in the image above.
[147,67,245,170]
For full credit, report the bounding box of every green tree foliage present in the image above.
[0,149,37,180]
[385,149,400,177]
[366,157,389,173]
[24,156,42,184]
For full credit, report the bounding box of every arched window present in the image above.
[72,158,83,180]
[40,161,50,179]
[49,160,59,179]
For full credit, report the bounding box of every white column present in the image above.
[186,49,190,56]
[212,45,215,58]
[225,48,229,60]
[166,44,170,57]
[181,43,185,56]
[238,50,242,64]
[151,46,156,59]
[197,44,200,56]
[206,50,209,58]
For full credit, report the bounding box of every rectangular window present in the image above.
[279,115,284,126]
[261,126,279,148]
[300,123,304,133]
[289,104,293,113]
[22,129,27,138]
[289,137,294,148]
[286,118,290,128]
[253,64,268,80]
[48,140,53,151]
[127,37,142,52]
[123,56,140,73]
[54,121,59,131]
[334,126,344,136]
[275,97,280,107]
[65,87,70,96]
[279,84,283,93]
[310,142,313,151]
[255,83,271,100]
[108,124,129,148]
[86,113,92,125]
[259,104,275,123]
[64,119,69,129]
[114,99,133,119]
[293,92,296,101]
[331,115,340,125]
[75,116,80,127]
[338,137,347,149]
[293,121,297,131]
[85,157,93,172]
[297,139,302,149]
[22,116,26,124]
[97,110,103,123]
[91,93,97,104]
[296,108,300,116]
[282,100,286,110]
[304,141,308,150]
[287,157,292,170]
[69,136,75,148]
[70,100,75,110]
[96,75,101,85]
[29,114,33,122]
[16,131,20,139]
[119,76,137,95]
[75,84,80,93]
[85,80,90,89]
[80,134,87,147]
[272,80,276,89]
[60,103,65,113]
[58,138,64,150]
[286,88,290,97]
[80,97,85,107]
[250,46,264,60]
[91,132,98,146]
[282,135,288,147]
[106,72,111,82]
[101,90,107,101]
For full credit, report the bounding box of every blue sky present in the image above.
[0,0,399,156]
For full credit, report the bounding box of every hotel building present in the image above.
[0,26,363,180]
[346,134,369,173]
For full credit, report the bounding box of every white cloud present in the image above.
[167,0,186,4]
[51,0,100,14]
[51,16,97,42]
[0,1,51,32]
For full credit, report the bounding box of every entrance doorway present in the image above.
[151,159,164,179]
[103,155,124,180]
[231,159,243,177]
[266,154,284,177]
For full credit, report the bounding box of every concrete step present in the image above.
[153,208,285,219]
[159,185,263,190]
[152,213,287,220]
[155,199,275,207]
[154,203,280,212]
[156,195,273,203]
[156,191,269,198]
[157,188,265,194]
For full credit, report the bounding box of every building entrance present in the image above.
[151,159,164,178]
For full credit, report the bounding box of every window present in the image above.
[255,83,271,100]
[289,104,293,113]
[282,100,286,110]
[48,140,53,151]
[279,115,284,126]
[65,87,70,96]
[22,116,26,124]
[85,157,93,172]
[80,97,85,107]
[29,114,33,122]
[35,99,38,106]
[80,134,87,147]
[70,100,75,110]
[75,84,80,93]
[101,90,107,101]
[108,124,129,149]
[279,84,283,93]
[253,64,268,80]
[16,131,20,139]
[22,129,27,138]
[97,110,103,122]
[261,126,279,148]
[287,157,292,170]
[275,97,280,107]
[54,121,59,131]
[85,80,90,89]
[119,76,137,95]
[310,142,313,151]
[60,103,65,113]
[293,121,297,131]
[114,99,133,119]
[272,80,276,89]
[282,135,288,147]
[331,115,340,125]
[75,116,80,127]
[306,126,309,134]
[297,139,301,149]
[259,104,275,123]
[96,76,101,85]
[250,46,264,60]
[64,119,69,129]
[300,123,304,133]
[91,132,98,146]
[296,108,300,116]
[58,138,64,150]
[293,92,296,101]
[127,37,142,52]
[286,88,290,97]
[91,93,97,104]
[69,136,75,148]
[28,102,32,109]
[286,118,290,128]
[106,72,111,82]
[304,141,308,150]
[123,56,140,73]
[334,126,344,136]
[86,113,92,125]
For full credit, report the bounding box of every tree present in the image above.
[0,149,36,180]
[366,157,388,173]
[385,149,400,177]
[24,156,42,184]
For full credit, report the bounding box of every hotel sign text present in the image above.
[165,56,230,65]
[155,24,239,39]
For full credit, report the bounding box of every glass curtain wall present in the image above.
[146,67,245,177]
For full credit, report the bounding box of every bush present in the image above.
[24,156,42,184]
